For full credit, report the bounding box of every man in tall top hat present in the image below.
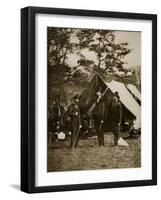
[92,91,105,147]
[68,94,81,149]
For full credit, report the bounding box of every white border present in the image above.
[35,14,152,186]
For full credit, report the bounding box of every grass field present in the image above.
[47,133,141,172]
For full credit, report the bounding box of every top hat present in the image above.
[73,94,80,100]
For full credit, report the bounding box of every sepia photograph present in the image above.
[21,6,157,193]
[47,27,141,172]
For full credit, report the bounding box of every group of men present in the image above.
[68,91,123,149]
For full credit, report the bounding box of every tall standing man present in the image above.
[68,94,81,149]
[110,92,123,146]
[93,91,105,147]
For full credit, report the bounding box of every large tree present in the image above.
[48,27,75,66]
[48,27,76,103]
[76,29,131,76]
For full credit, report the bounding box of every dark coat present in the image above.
[93,99,105,122]
[68,102,81,148]
[68,103,81,125]
[110,102,122,123]
[110,102,123,131]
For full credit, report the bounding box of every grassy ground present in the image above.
[47,133,141,172]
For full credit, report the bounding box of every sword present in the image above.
[72,126,81,149]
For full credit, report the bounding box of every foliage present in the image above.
[76,29,131,73]
[47,27,135,102]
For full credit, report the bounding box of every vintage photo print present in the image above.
[47,27,141,172]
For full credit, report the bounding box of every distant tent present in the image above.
[126,84,141,105]
[79,74,141,130]
[131,67,141,91]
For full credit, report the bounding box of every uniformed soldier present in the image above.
[68,94,81,149]
[110,92,123,146]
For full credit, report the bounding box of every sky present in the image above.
[114,31,141,68]
[67,30,141,69]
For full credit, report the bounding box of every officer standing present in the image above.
[68,94,81,149]
[110,92,123,146]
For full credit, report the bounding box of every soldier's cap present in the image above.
[73,94,80,100]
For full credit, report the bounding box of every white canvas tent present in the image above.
[127,84,141,103]
[106,80,141,129]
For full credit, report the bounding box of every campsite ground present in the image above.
[48,133,141,172]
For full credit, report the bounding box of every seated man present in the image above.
[126,120,141,139]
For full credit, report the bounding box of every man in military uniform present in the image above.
[92,91,105,147]
[110,92,123,146]
[68,94,81,149]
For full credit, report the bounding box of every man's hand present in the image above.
[101,120,104,124]
[79,125,82,128]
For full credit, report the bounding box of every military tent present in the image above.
[79,74,107,114]
[79,74,141,130]
[131,67,141,90]
[126,84,141,105]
